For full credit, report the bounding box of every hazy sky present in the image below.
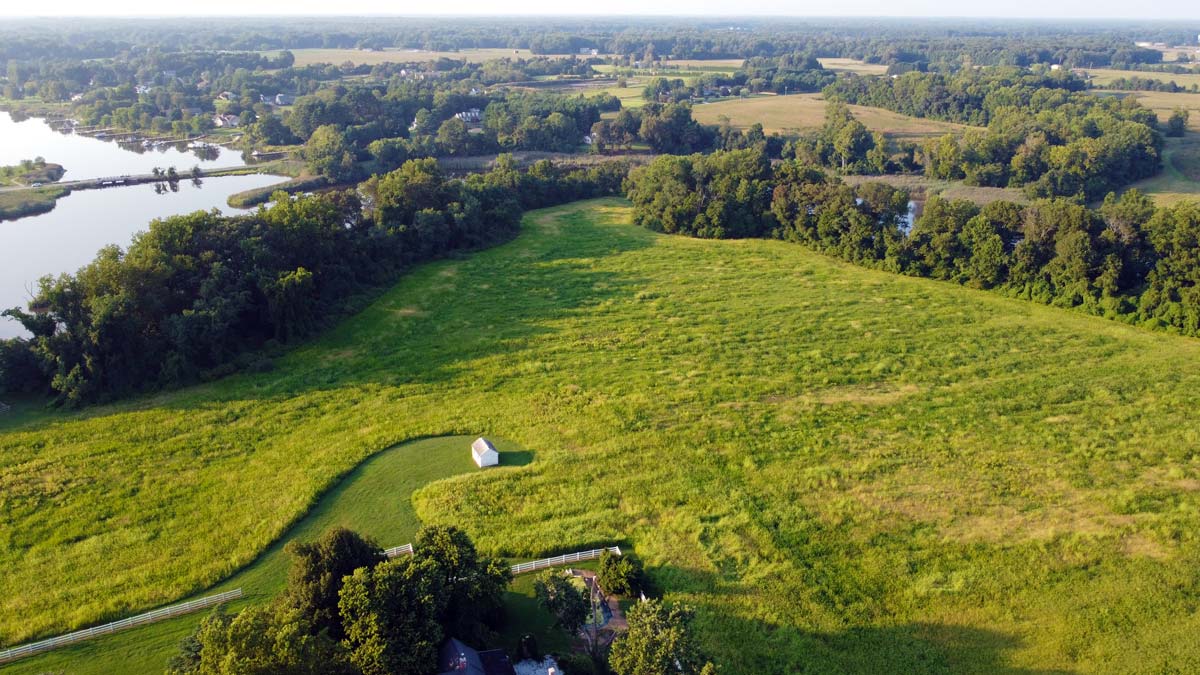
[1,1,1197,19]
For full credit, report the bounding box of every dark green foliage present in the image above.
[824,68,1164,199]
[533,570,589,634]
[414,524,512,642]
[609,600,716,675]
[281,527,385,641]
[168,525,506,675]
[627,147,1200,338]
[165,605,353,675]
[596,550,644,597]
[4,158,626,404]
[624,148,774,238]
[1166,108,1190,137]
[305,124,359,182]
[339,557,447,675]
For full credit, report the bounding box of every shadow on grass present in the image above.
[160,198,657,405]
[650,562,1072,674]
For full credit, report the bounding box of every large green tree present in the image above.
[281,527,385,640]
[609,600,716,675]
[414,525,511,641]
[339,557,446,675]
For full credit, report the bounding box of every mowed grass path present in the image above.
[691,92,979,140]
[3,435,527,674]
[6,200,1200,672]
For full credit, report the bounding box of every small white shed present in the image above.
[471,437,499,468]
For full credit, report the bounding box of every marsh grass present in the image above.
[5,199,1200,672]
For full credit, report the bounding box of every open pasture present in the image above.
[691,92,979,139]
[1105,90,1200,131]
[818,57,890,75]
[1122,134,1200,204]
[1087,68,1200,89]
[5,200,1200,672]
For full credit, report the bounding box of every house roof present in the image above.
[472,437,497,455]
[437,638,515,675]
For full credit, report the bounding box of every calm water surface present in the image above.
[0,113,286,338]
[0,112,249,179]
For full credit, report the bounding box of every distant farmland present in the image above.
[276,48,571,67]
[691,93,979,140]
[1093,90,1200,131]
[818,57,890,76]
[1087,68,1200,89]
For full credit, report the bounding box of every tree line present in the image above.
[824,68,1165,200]
[625,147,1200,337]
[0,157,629,405]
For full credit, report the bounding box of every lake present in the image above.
[0,174,285,338]
[0,112,288,338]
[0,112,250,180]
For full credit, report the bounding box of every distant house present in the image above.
[471,437,499,468]
[437,637,514,675]
[455,108,483,124]
[274,93,296,106]
[217,91,235,101]
[579,47,599,56]
[1049,64,1062,71]
[212,113,239,128]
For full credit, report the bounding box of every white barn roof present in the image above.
[471,437,499,467]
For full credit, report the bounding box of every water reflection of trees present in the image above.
[191,145,220,162]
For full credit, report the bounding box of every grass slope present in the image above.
[5,200,1200,673]
[2,435,529,674]
[691,93,978,140]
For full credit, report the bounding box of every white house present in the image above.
[471,437,499,468]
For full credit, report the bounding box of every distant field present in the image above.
[691,92,979,139]
[1122,134,1200,205]
[819,57,890,76]
[594,83,648,109]
[1116,91,1200,131]
[660,58,743,72]
[1087,68,1200,89]
[279,47,561,67]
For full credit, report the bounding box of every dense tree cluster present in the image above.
[0,157,628,403]
[825,68,1164,199]
[167,526,510,675]
[627,147,1200,337]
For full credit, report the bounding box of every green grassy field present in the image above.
[1092,90,1200,132]
[818,58,890,76]
[1,435,538,674]
[1120,134,1200,204]
[1087,68,1200,89]
[691,93,979,140]
[6,199,1200,672]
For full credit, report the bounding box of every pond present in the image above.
[0,112,250,180]
[0,174,285,338]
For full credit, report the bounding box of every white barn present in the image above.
[471,437,499,468]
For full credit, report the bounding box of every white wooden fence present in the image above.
[0,543,623,665]
[0,589,243,665]
[384,543,414,558]
[510,546,622,575]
